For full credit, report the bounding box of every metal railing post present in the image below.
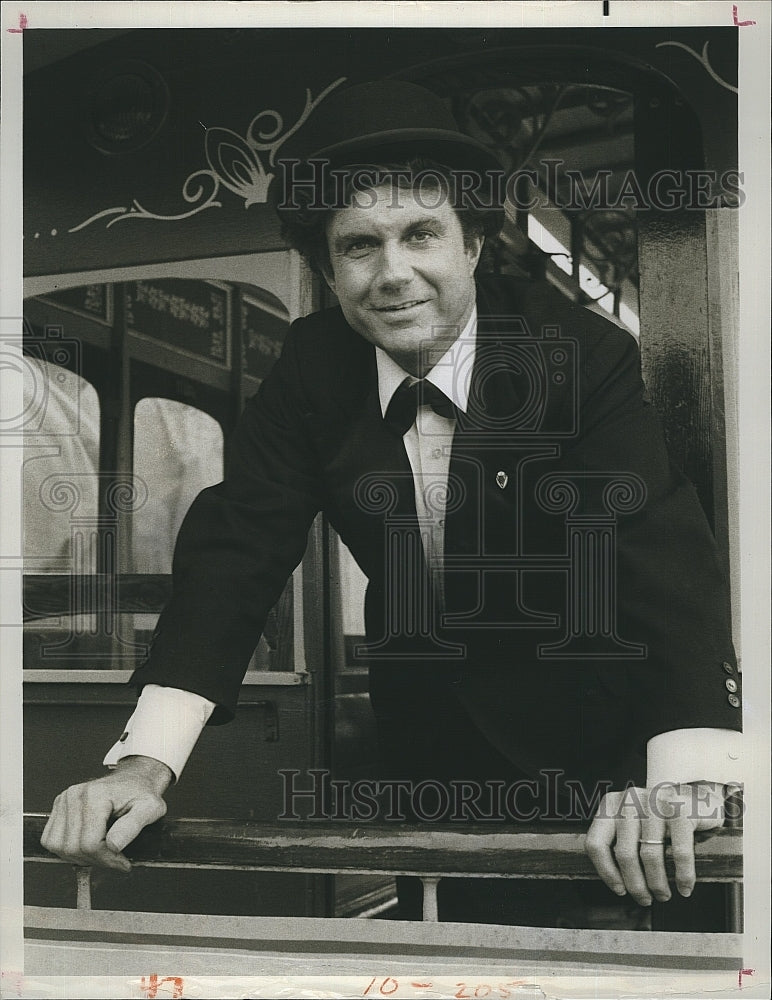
[75,867,92,910]
[421,876,441,922]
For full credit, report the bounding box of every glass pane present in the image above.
[23,357,100,574]
[338,536,367,638]
[132,398,223,574]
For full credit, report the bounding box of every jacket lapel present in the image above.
[444,281,536,622]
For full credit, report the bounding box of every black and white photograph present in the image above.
[1,2,769,997]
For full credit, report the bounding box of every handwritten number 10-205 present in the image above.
[362,979,524,998]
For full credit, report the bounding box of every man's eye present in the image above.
[408,230,436,245]
[345,240,375,256]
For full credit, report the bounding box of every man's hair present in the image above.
[275,157,505,275]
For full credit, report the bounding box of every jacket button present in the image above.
[722,661,734,674]
[725,678,738,693]
[727,694,740,708]
[119,731,129,743]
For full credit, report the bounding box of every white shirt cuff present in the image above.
[103,684,216,781]
[646,728,742,787]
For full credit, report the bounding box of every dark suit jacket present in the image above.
[131,274,740,791]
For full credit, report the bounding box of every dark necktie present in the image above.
[384,378,456,436]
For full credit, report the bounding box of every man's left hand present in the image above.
[585,781,725,905]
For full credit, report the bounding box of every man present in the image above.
[42,80,741,925]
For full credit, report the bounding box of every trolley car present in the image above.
[18,21,743,977]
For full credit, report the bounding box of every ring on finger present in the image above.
[639,838,665,845]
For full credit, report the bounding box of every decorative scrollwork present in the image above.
[455,83,569,173]
[68,78,346,233]
[655,41,738,95]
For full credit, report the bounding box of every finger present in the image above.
[47,785,125,871]
[86,841,132,872]
[77,786,132,872]
[639,807,670,903]
[691,782,726,833]
[585,795,627,896]
[669,815,697,898]
[611,795,651,906]
[58,786,110,868]
[106,794,166,855]
[50,786,84,863]
[41,794,67,854]
[42,797,93,868]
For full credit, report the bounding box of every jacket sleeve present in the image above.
[549,288,741,743]
[129,318,323,722]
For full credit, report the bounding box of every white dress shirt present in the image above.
[105,308,741,785]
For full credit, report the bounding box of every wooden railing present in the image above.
[22,571,746,972]
[24,813,742,922]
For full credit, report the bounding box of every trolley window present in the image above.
[131,398,224,575]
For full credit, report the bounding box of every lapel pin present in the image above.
[496,470,508,489]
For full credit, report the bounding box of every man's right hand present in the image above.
[40,755,173,872]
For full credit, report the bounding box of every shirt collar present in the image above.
[376,305,477,417]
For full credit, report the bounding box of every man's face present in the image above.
[323,183,482,375]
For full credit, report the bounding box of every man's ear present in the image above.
[467,235,484,274]
[320,263,336,294]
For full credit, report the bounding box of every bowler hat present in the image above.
[280,79,501,175]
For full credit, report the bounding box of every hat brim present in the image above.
[305,127,502,175]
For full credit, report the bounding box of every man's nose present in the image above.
[376,242,413,285]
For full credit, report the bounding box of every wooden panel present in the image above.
[23,689,313,821]
[637,210,716,526]
[23,573,170,621]
[24,28,736,278]
[24,687,323,916]
[23,907,743,973]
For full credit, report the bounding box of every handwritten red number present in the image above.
[739,969,755,988]
[363,978,399,996]
[455,986,472,999]
[140,976,184,1000]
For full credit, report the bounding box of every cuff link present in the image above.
[119,731,129,743]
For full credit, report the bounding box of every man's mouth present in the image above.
[372,300,428,312]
